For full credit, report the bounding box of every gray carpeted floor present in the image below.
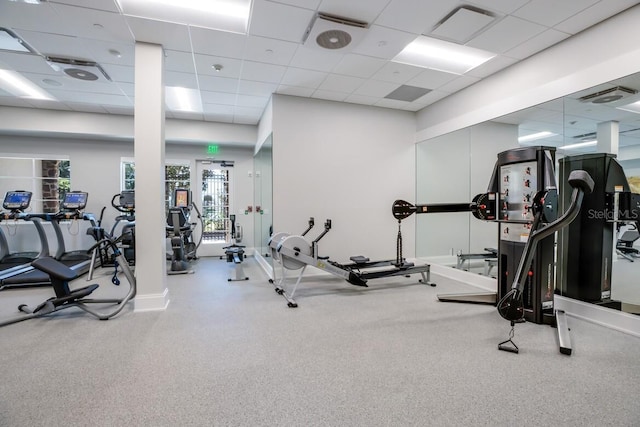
[0,257,639,426]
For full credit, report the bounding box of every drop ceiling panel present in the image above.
[288,47,345,73]
[26,99,73,111]
[512,0,600,28]
[51,0,121,13]
[201,91,237,106]
[317,74,365,92]
[317,0,391,23]
[505,28,571,60]
[466,0,530,14]
[375,97,410,109]
[194,54,242,78]
[165,50,197,74]
[554,0,640,34]
[198,75,240,93]
[0,2,63,34]
[279,67,327,88]
[103,105,133,115]
[48,3,133,43]
[240,61,287,84]
[332,54,386,79]
[344,93,378,106]
[244,36,300,66]
[311,90,348,102]
[46,88,132,106]
[189,27,248,59]
[249,0,315,43]
[353,79,398,97]
[406,68,457,90]
[276,85,315,97]
[465,55,518,79]
[65,101,109,113]
[371,62,423,84]
[269,0,321,9]
[14,30,92,60]
[101,63,134,83]
[165,71,198,89]
[237,80,279,97]
[236,94,270,109]
[0,51,56,74]
[83,40,135,67]
[351,25,416,60]
[467,16,547,54]
[431,7,496,43]
[23,72,123,95]
[124,16,191,51]
[437,75,481,93]
[375,0,453,34]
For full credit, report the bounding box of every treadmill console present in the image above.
[2,191,32,211]
[62,191,88,210]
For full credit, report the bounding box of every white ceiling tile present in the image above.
[371,62,423,84]
[189,27,248,59]
[249,0,315,43]
[236,94,270,109]
[512,0,600,28]
[353,79,398,97]
[201,91,237,106]
[15,31,89,60]
[103,105,134,115]
[0,51,57,75]
[554,0,640,34]
[198,75,240,93]
[165,50,196,74]
[344,93,379,106]
[351,25,416,60]
[240,61,287,83]
[101,64,134,83]
[317,74,365,92]
[194,54,242,78]
[289,46,345,72]
[466,0,530,14]
[376,0,454,34]
[26,99,73,111]
[50,0,121,13]
[66,102,108,113]
[466,16,547,54]
[280,67,327,88]
[82,40,135,67]
[46,88,133,106]
[237,80,278,97]
[505,28,571,60]
[437,75,480,93]
[0,2,66,34]
[124,17,191,51]
[24,71,124,95]
[115,82,134,97]
[244,36,300,66]
[233,106,263,121]
[374,98,410,109]
[48,3,133,43]
[169,110,204,121]
[268,0,321,9]
[406,68,457,89]
[311,90,348,102]
[166,71,198,88]
[276,85,315,97]
[332,54,386,78]
[316,0,391,23]
[203,103,234,115]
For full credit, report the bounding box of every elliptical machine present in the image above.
[166,189,202,275]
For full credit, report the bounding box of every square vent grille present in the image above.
[302,12,368,52]
[578,86,637,104]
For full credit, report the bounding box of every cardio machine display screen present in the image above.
[3,191,32,210]
[174,189,190,208]
[63,192,88,210]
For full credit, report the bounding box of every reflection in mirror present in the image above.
[253,134,273,266]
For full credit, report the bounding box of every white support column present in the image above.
[596,120,619,155]
[133,42,169,311]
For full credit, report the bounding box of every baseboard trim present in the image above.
[134,287,170,312]
[555,295,640,338]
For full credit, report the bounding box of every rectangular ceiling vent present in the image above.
[431,6,495,44]
[302,12,368,53]
[45,56,112,83]
[579,86,637,104]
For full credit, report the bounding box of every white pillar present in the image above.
[133,42,169,311]
[596,121,619,155]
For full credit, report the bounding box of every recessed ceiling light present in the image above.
[518,131,557,143]
[392,35,495,75]
[212,64,223,72]
[166,86,202,112]
[0,69,54,100]
[116,0,252,34]
[0,28,38,54]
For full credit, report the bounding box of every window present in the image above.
[120,159,191,212]
[0,157,71,213]
[201,167,230,243]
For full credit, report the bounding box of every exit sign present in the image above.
[207,145,219,154]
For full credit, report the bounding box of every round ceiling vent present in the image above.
[591,94,624,104]
[64,68,99,81]
[316,29,352,49]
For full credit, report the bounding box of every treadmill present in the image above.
[1,191,96,289]
[0,191,50,281]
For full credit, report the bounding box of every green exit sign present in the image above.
[207,145,219,154]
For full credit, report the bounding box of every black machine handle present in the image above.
[392,192,498,222]
[497,170,595,322]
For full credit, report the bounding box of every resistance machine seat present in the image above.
[616,229,640,261]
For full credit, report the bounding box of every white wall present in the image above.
[0,135,255,255]
[416,122,517,257]
[271,94,416,262]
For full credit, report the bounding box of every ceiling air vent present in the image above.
[45,56,112,82]
[579,86,637,104]
[302,12,368,52]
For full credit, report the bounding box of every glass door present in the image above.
[195,160,233,257]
